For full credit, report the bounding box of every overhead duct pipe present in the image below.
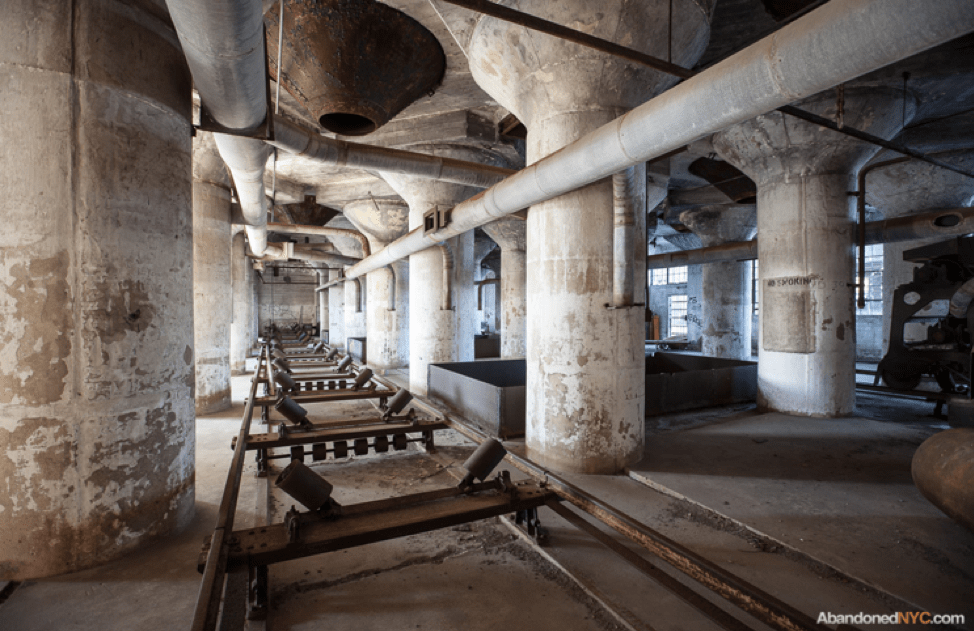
[269,114,515,189]
[166,0,275,255]
[341,0,974,280]
[267,222,371,256]
[166,0,513,258]
[248,242,361,266]
[645,207,974,269]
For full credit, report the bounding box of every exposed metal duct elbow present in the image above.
[269,118,514,189]
[438,243,454,311]
[612,169,637,307]
[166,0,272,254]
[386,266,397,311]
[218,135,272,254]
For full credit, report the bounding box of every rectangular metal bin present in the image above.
[646,352,757,416]
[428,359,526,439]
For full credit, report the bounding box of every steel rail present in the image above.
[406,395,837,631]
[190,346,265,631]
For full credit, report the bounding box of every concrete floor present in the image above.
[2,372,972,630]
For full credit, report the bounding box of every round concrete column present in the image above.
[0,0,194,579]
[483,218,527,357]
[467,0,710,473]
[193,131,233,413]
[680,205,757,359]
[230,231,256,374]
[328,269,347,349]
[381,144,510,395]
[714,88,914,416]
[866,153,974,354]
[345,199,411,372]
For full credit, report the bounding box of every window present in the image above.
[857,244,883,315]
[651,268,668,286]
[669,295,688,336]
[752,259,759,315]
[668,266,688,284]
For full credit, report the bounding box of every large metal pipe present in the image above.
[645,207,974,269]
[343,0,974,280]
[267,222,371,256]
[612,169,637,307]
[166,0,274,255]
[269,118,515,189]
[912,428,974,533]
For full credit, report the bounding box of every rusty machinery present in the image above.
[878,236,974,395]
[192,343,861,631]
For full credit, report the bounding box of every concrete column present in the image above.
[0,0,194,579]
[317,269,329,340]
[467,0,709,473]
[381,144,509,395]
[680,205,757,359]
[483,218,527,357]
[866,153,974,354]
[230,231,256,374]
[328,269,346,350]
[344,199,411,372]
[714,88,914,416]
[192,131,232,414]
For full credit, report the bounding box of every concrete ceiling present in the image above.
[258,0,974,252]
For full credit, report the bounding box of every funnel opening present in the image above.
[319,113,378,136]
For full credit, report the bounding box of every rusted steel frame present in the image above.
[437,0,693,79]
[191,347,265,631]
[417,399,833,631]
[255,390,391,406]
[241,421,450,450]
[222,482,555,568]
[547,501,756,631]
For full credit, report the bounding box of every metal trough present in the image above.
[646,352,756,416]
[428,359,525,439]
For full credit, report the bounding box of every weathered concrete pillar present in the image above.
[467,0,710,473]
[867,153,974,354]
[230,231,256,374]
[382,144,508,395]
[328,268,346,350]
[345,199,411,372]
[193,131,232,414]
[714,88,913,416]
[679,205,757,360]
[317,269,329,340]
[483,218,527,357]
[0,0,195,579]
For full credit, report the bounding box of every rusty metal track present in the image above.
[410,396,839,631]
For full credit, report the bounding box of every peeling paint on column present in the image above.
[0,0,195,580]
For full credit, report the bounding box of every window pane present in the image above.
[669,266,688,284]
[651,269,667,285]
[669,295,688,336]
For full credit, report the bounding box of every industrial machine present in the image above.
[878,236,974,394]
